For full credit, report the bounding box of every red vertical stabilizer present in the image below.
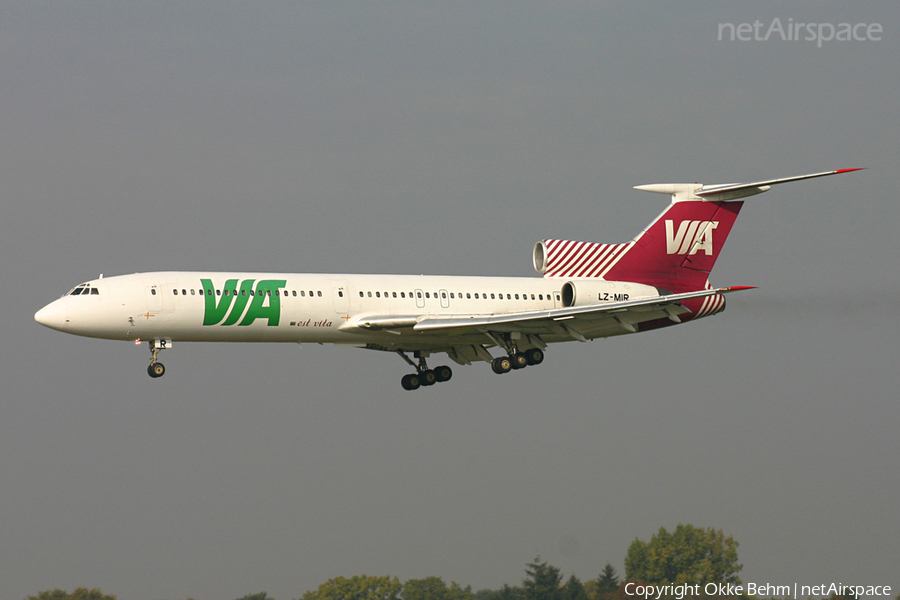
[603,200,743,292]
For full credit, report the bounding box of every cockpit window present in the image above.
[66,283,99,296]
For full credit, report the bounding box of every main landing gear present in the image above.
[395,341,545,388]
[491,347,544,374]
[397,351,452,391]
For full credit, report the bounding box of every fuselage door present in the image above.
[330,281,349,314]
[439,289,450,309]
[145,284,162,312]
[414,289,425,309]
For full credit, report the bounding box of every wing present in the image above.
[338,286,753,361]
[411,286,752,336]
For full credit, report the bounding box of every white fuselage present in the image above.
[35,271,571,347]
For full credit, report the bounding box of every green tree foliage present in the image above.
[235,593,275,600]
[596,564,618,596]
[562,576,589,600]
[585,563,619,600]
[491,583,525,600]
[624,524,742,585]
[301,575,402,600]
[26,590,117,600]
[522,558,563,600]
[402,577,475,600]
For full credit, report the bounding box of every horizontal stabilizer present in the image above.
[635,168,864,202]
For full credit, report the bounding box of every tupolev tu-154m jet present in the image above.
[36,168,861,389]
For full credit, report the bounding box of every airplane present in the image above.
[35,168,862,389]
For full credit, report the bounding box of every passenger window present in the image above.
[425,292,430,298]
[515,294,519,300]
[173,289,178,295]
[359,291,364,297]
[182,289,187,295]
[293,291,297,297]
[317,291,322,297]
[401,292,405,298]
[367,291,372,297]
[376,292,381,298]
[392,292,397,298]
[442,292,447,299]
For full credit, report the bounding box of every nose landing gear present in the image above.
[148,362,166,378]
[147,339,170,378]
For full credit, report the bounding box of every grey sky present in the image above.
[2,2,898,599]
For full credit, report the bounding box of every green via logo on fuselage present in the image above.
[201,279,287,326]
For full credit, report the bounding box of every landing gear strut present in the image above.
[397,351,452,390]
[147,340,168,378]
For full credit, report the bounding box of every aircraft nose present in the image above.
[35,300,68,331]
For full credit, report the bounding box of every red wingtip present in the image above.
[835,168,866,173]
[727,286,757,291]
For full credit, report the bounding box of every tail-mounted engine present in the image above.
[560,280,660,307]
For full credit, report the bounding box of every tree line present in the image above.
[25,524,890,600]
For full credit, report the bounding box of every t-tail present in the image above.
[534,169,863,292]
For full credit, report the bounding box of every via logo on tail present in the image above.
[665,220,719,255]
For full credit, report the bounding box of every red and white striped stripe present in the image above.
[539,239,634,279]
[692,285,726,318]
